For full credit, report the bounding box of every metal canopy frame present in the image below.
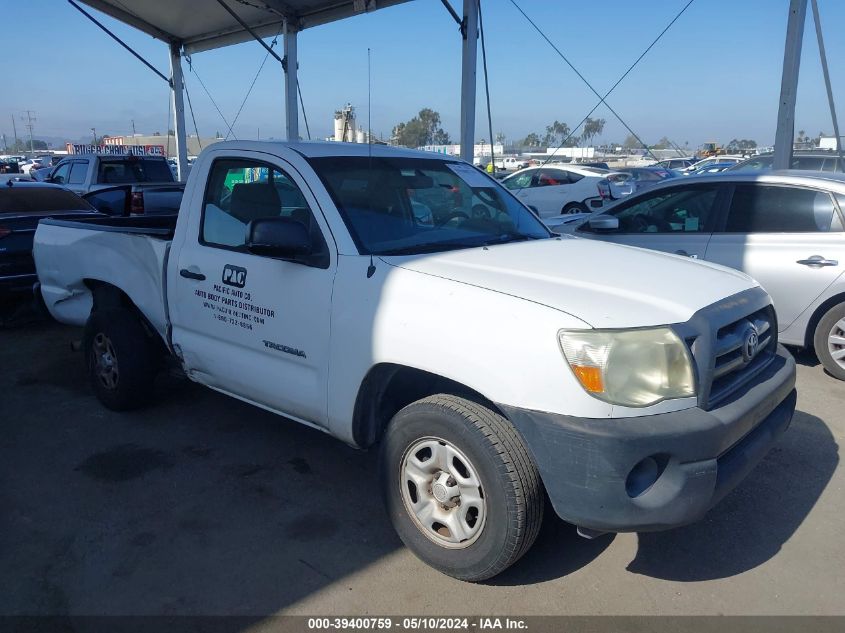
[76,0,474,181]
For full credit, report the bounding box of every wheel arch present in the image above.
[803,291,845,349]
[83,279,167,351]
[351,363,505,449]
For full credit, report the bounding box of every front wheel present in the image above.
[380,395,543,581]
[813,302,845,380]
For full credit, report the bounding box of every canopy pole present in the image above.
[169,42,189,181]
[284,21,299,141]
[811,0,843,161]
[773,0,807,170]
[459,0,478,163]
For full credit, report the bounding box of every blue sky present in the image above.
[3,0,844,148]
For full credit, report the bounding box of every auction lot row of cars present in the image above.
[1,142,842,581]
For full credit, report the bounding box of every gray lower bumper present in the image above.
[499,345,797,533]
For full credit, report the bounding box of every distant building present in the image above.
[102,134,223,157]
[819,136,840,151]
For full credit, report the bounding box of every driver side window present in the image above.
[610,186,720,233]
[200,158,325,254]
[51,163,71,184]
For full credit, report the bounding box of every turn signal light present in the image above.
[570,364,604,393]
[0,225,11,238]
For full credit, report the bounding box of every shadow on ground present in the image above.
[1,319,839,616]
[628,408,838,581]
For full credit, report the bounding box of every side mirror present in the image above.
[588,215,619,231]
[527,205,540,215]
[246,217,312,261]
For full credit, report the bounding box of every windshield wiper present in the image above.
[480,234,545,246]
[378,241,489,256]
[378,234,544,256]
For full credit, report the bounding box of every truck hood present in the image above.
[382,237,758,328]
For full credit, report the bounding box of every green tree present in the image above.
[392,108,450,148]
[622,134,642,150]
[521,132,542,148]
[580,117,606,147]
[652,136,672,150]
[543,120,570,147]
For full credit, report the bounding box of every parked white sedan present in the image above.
[501,164,618,217]
[572,170,845,379]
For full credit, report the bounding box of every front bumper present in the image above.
[500,344,796,532]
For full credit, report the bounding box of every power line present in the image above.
[225,27,284,141]
[508,0,695,164]
[183,78,203,151]
[298,80,311,140]
[184,54,237,140]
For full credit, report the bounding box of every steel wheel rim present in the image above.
[399,436,486,549]
[828,317,845,370]
[92,333,119,390]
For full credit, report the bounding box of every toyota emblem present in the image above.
[742,328,760,363]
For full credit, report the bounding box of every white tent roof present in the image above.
[79,0,412,53]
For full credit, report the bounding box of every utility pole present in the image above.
[131,119,137,144]
[11,115,19,152]
[21,110,36,156]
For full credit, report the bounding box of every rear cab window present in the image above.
[96,157,174,184]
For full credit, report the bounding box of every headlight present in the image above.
[558,327,696,407]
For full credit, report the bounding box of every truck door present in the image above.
[169,154,336,427]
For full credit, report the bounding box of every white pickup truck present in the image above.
[494,156,529,171]
[34,141,796,581]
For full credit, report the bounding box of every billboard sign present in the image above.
[66,143,165,156]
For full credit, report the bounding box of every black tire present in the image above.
[380,394,543,581]
[562,202,589,215]
[83,309,159,411]
[813,302,845,380]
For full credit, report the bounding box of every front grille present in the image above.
[674,289,779,411]
[707,305,777,407]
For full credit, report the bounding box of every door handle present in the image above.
[796,256,838,267]
[179,268,206,281]
[675,250,699,259]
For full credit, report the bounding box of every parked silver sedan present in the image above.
[571,171,845,379]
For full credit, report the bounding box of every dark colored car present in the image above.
[728,151,843,173]
[0,182,102,299]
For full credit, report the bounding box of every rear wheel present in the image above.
[83,309,159,410]
[813,302,845,380]
[380,395,543,581]
[562,202,588,214]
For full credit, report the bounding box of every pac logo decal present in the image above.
[222,264,247,288]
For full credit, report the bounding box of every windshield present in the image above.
[308,156,551,255]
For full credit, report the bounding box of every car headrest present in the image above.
[230,183,281,223]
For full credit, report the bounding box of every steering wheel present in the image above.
[435,211,469,227]
[472,204,492,219]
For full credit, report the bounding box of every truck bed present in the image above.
[34,216,175,335]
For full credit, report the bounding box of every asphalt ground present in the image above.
[1,316,843,617]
